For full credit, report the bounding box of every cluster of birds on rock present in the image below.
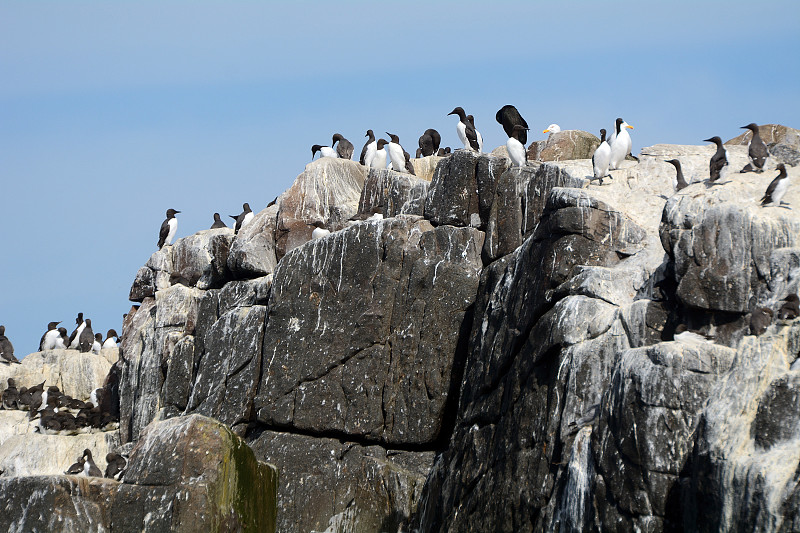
[1,314,118,365]
[750,294,800,336]
[64,448,127,480]
[0,375,118,435]
[149,107,792,267]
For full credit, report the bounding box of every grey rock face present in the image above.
[0,415,278,533]
[249,429,433,533]
[424,149,508,228]
[527,129,601,162]
[276,157,368,258]
[170,229,233,289]
[358,168,429,218]
[226,204,279,278]
[255,216,484,445]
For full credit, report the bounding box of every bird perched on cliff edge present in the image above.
[40,321,61,351]
[496,105,529,146]
[230,203,254,235]
[609,118,634,170]
[0,326,19,364]
[386,133,406,173]
[592,129,611,184]
[210,213,227,229]
[79,318,94,353]
[103,330,119,349]
[448,107,481,152]
[506,125,529,168]
[543,124,561,135]
[665,159,690,191]
[750,307,774,335]
[367,139,389,169]
[68,312,85,349]
[703,136,728,183]
[760,164,790,207]
[157,209,179,249]
[778,293,799,320]
[311,144,338,160]
[404,151,417,175]
[332,133,354,160]
[82,449,103,477]
[466,115,483,153]
[55,327,69,349]
[740,123,769,173]
[360,130,376,166]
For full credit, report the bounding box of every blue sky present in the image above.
[2,1,799,355]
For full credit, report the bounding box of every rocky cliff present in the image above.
[3,127,800,532]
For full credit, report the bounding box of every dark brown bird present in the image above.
[740,123,769,173]
[704,136,728,182]
[778,294,800,320]
[665,159,690,191]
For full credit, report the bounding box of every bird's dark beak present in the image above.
[175,210,181,214]
[702,138,713,143]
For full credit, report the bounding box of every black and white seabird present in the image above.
[386,133,407,172]
[68,312,85,349]
[665,159,690,191]
[230,203,254,235]
[761,164,790,208]
[543,124,561,135]
[311,220,330,240]
[103,329,119,349]
[55,327,69,349]
[506,124,529,168]
[360,130,376,166]
[466,115,483,153]
[404,151,417,175]
[82,449,103,477]
[778,294,800,320]
[740,123,769,173]
[79,318,94,353]
[496,105,529,146]
[592,129,611,184]
[332,134,354,160]
[40,321,61,351]
[65,456,85,475]
[448,107,481,152]
[609,118,634,170]
[210,213,227,229]
[750,307,774,335]
[92,333,103,354]
[0,326,19,364]
[367,139,388,169]
[105,452,127,480]
[157,209,180,249]
[311,144,338,160]
[703,136,728,183]
[2,378,19,410]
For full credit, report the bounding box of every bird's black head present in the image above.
[0,325,5,335]
[76,313,83,323]
[777,163,787,176]
[703,136,722,145]
[785,293,799,303]
[107,329,118,338]
[48,321,60,329]
[166,209,179,217]
[243,202,251,211]
[466,115,476,127]
[365,129,374,138]
[85,318,92,328]
[448,107,465,118]
[376,139,389,149]
[58,327,67,335]
[386,132,399,143]
[665,159,681,169]
[95,333,102,341]
[311,144,323,156]
[213,213,222,220]
[740,123,759,132]
[332,133,343,144]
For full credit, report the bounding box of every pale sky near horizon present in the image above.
[2,1,799,355]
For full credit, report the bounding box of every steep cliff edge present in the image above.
[5,127,799,532]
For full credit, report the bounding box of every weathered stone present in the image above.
[424,149,508,228]
[255,216,483,444]
[186,305,266,429]
[249,429,433,533]
[724,123,800,150]
[0,431,120,477]
[409,154,443,181]
[129,248,173,302]
[0,349,112,401]
[276,157,368,258]
[171,229,233,289]
[358,168,429,218]
[0,415,277,533]
[154,283,203,331]
[527,129,601,162]
[227,205,279,278]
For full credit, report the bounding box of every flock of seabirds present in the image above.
[0,105,796,479]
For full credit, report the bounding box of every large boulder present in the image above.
[527,129,601,162]
[249,429,433,533]
[275,158,368,258]
[0,415,278,533]
[358,168,429,218]
[226,204,280,278]
[424,149,508,228]
[170,229,234,289]
[255,215,484,445]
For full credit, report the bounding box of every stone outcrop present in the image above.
[0,415,277,533]
[9,128,800,531]
[527,129,601,162]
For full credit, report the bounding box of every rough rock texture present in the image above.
[0,431,120,477]
[409,154,443,181]
[255,215,484,444]
[527,129,601,162]
[171,229,234,289]
[0,415,277,533]
[227,204,280,278]
[424,149,508,228]
[250,429,433,533]
[276,158,368,258]
[0,349,113,401]
[358,168,429,218]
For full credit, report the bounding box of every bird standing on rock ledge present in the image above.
[760,164,790,208]
[157,209,179,249]
[448,107,481,152]
[0,326,19,364]
[740,123,769,173]
[703,136,728,183]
